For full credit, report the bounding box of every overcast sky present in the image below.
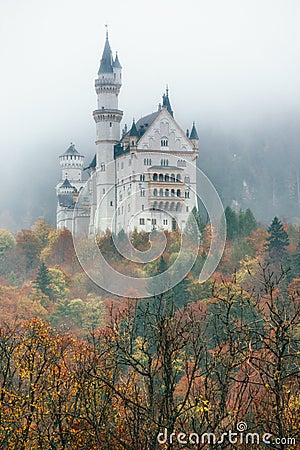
[1,0,300,224]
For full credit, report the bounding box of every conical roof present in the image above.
[98,34,113,74]
[190,122,199,140]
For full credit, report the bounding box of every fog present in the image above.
[1,0,300,230]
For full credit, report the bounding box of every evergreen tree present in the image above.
[34,262,52,299]
[225,206,239,240]
[265,216,289,261]
[239,208,257,237]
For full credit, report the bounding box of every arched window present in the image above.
[165,173,169,182]
[159,173,164,181]
[171,189,175,196]
[171,173,175,182]
[176,202,181,211]
[177,189,181,197]
[159,201,163,210]
[170,202,175,211]
[153,188,158,196]
[159,188,164,196]
[176,174,181,182]
[140,174,145,181]
[165,202,169,210]
[153,173,158,181]
[165,189,169,197]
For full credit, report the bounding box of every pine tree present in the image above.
[34,262,52,299]
[225,206,239,240]
[265,217,289,262]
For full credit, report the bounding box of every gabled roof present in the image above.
[98,35,113,74]
[113,52,122,69]
[190,122,199,140]
[61,143,83,157]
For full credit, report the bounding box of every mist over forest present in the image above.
[1,111,299,232]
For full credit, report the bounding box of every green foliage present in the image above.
[34,262,53,299]
[266,216,289,261]
[225,206,257,240]
[0,228,15,258]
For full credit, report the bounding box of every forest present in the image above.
[0,209,299,449]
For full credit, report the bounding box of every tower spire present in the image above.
[98,27,113,74]
[162,87,173,117]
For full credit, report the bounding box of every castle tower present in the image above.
[59,143,84,184]
[93,31,123,232]
[56,143,86,231]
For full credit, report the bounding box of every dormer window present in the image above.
[161,139,169,147]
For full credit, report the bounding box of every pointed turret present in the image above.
[189,122,199,140]
[162,88,174,117]
[113,52,122,69]
[98,32,113,74]
[129,119,138,137]
[189,122,199,150]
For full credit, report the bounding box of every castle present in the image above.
[56,32,199,235]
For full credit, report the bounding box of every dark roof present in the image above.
[135,111,160,136]
[84,154,97,170]
[98,35,113,74]
[58,194,75,208]
[190,122,199,140]
[61,178,73,188]
[114,143,130,159]
[113,52,122,69]
[129,120,138,137]
[162,90,173,117]
[61,143,83,157]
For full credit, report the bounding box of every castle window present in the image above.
[140,218,145,225]
[100,162,105,171]
[163,219,168,225]
[171,173,175,182]
[178,159,186,167]
[185,191,190,198]
[152,219,157,225]
[110,201,113,207]
[110,122,112,127]
[177,189,181,197]
[171,189,175,196]
[160,139,169,147]
[184,176,190,183]
[165,173,169,182]
[142,204,145,211]
[153,188,158,196]
[176,174,181,182]
[140,189,146,197]
[153,173,158,181]
[140,174,145,181]
[165,189,169,197]
[159,173,164,181]
[159,188,163,196]
[103,188,105,194]
[186,206,189,212]
[144,158,152,165]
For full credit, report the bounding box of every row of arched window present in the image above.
[153,173,182,182]
[153,188,181,197]
[152,201,182,212]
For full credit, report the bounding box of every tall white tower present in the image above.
[93,31,123,232]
